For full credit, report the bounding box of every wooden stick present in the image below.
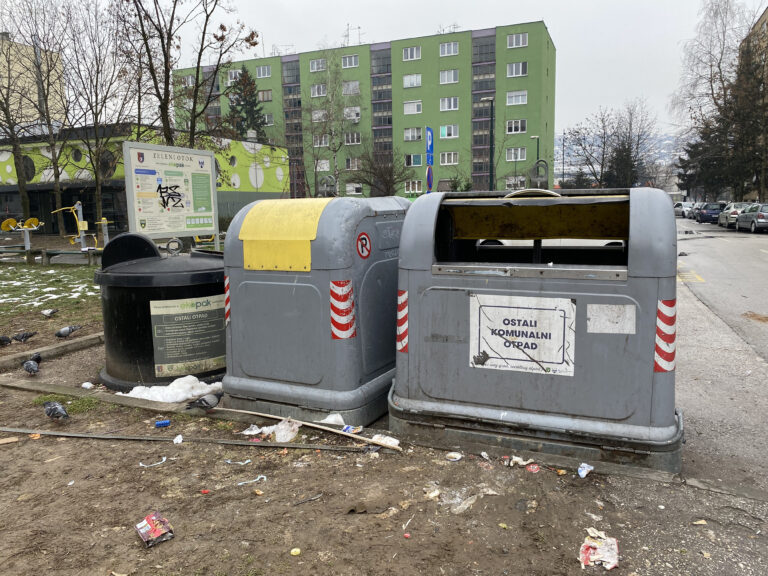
[212,407,403,452]
[0,427,364,452]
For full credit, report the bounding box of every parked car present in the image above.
[697,202,727,223]
[689,202,705,219]
[717,202,749,228]
[735,203,768,233]
[674,201,693,218]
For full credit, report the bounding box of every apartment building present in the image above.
[176,22,556,197]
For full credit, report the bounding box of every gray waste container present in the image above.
[389,188,683,472]
[223,196,411,425]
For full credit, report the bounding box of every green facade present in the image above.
[175,21,556,196]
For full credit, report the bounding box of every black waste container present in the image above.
[94,233,226,391]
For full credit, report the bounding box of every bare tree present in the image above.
[351,143,414,196]
[564,107,616,188]
[673,0,753,128]
[65,0,138,227]
[302,50,363,196]
[125,0,257,148]
[9,0,75,234]
[0,25,35,218]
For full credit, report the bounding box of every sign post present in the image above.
[425,127,434,193]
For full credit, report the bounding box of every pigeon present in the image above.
[186,392,223,411]
[41,308,59,318]
[22,359,39,376]
[12,331,37,343]
[29,352,42,364]
[55,325,82,339]
[0,335,11,347]
[44,401,69,419]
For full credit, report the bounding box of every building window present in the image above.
[440,124,459,138]
[255,65,271,79]
[343,80,360,95]
[317,159,330,172]
[343,106,361,121]
[345,132,361,145]
[404,100,422,115]
[257,89,272,102]
[313,134,329,147]
[182,74,195,87]
[404,127,422,141]
[403,73,422,88]
[506,90,527,105]
[506,147,526,161]
[507,32,528,48]
[310,58,326,72]
[346,183,363,195]
[440,151,459,165]
[506,119,527,134]
[507,62,528,77]
[440,41,459,57]
[439,69,459,84]
[227,69,241,86]
[405,154,423,167]
[264,113,274,126]
[312,109,328,122]
[403,46,421,61]
[311,84,327,98]
[405,180,422,194]
[346,157,361,170]
[440,97,459,111]
[342,54,359,68]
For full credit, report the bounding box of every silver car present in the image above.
[674,201,693,218]
[717,202,749,228]
[735,203,768,233]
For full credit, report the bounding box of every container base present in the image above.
[388,391,683,474]
[226,388,390,428]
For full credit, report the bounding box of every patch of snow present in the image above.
[116,375,222,403]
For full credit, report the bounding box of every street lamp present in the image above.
[481,96,495,191]
[530,135,540,161]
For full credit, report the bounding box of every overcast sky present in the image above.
[224,0,766,135]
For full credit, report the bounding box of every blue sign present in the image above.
[426,165,433,192]
[426,153,434,166]
[426,127,433,156]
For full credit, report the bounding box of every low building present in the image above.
[0,125,289,234]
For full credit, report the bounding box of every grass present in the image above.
[0,263,103,334]
[33,393,100,414]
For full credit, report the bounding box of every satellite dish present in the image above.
[1,218,18,231]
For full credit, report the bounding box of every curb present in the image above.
[0,332,105,372]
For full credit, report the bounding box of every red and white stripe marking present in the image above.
[654,299,676,372]
[224,275,231,325]
[396,290,408,353]
[330,280,356,339]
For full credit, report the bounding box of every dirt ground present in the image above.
[1,345,767,576]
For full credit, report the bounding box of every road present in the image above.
[676,216,768,360]
[673,215,768,495]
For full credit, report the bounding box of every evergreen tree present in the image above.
[225,66,267,141]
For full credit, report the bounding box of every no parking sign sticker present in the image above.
[356,232,371,259]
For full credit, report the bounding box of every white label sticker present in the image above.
[469,294,575,376]
[587,304,636,334]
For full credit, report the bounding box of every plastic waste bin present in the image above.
[223,196,411,425]
[389,188,683,472]
[94,233,226,391]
